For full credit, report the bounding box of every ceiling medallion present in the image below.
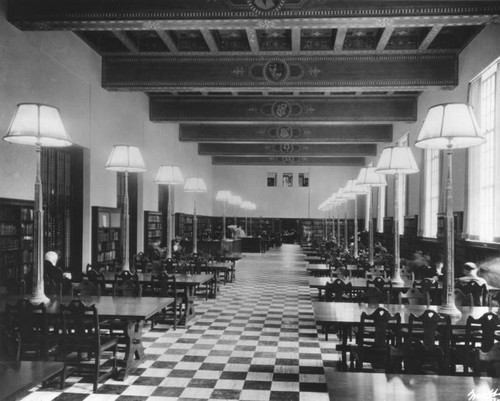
[275,125,292,139]
[263,60,290,83]
[272,101,291,118]
[247,0,286,14]
[282,156,297,165]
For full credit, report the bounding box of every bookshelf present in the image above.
[0,198,34,282]
[144,211,162,250]
[91,206,122,270]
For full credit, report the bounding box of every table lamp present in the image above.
[155,165,184,258]
[3,103,72,303]
[376,145,419,285]
[184,177,207,254]
[416,103,485,317]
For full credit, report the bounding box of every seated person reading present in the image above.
[457,262,487,286]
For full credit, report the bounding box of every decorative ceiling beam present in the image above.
[376,26,395,52]
[155,30,178,53]
[199,143,377,156]
[291,27,301,53]
[200,28,219,52]
[103,54,457,91]
[112,30,138,53]
[150,96,416,123]
[180,124,393,143]
[419,24,444,51]
[8,1,500,30]
[212,156,366,166]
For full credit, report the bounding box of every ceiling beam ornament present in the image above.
[103,54,457,91]
[8,1,500,31]
[212,156,366,166]
[198,143,377,156]
[150,96,416,123]
[180,124,392,143]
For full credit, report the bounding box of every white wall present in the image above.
[0,2,213,267]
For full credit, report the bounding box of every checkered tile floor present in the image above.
[21,244,337,401]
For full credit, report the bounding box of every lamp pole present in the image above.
[193,194,198,254]
[440,144,460,316]
[122,171,131,271]
[392,173,403,285]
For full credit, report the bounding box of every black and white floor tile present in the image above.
[21,244,336,401]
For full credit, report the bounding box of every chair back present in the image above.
[60,300,101,349]
[76,279,101,297]
[5,299,50,360]
[324,279,352,302]
[366,276,392,292]
[398,288,430,306]
[456,281,488,306]
[454,288,473,307]
[163,258,176,273]
[356,307,401,369]
[358,287,389,304]
[153,272,178,299]
[87,269,106,293]
[474,342,500,377]
[0,324,21,361]
[408,309,451,349]
[465,312,500,352]
[114,278,142,297]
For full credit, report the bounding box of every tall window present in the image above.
[468,58,499,242]
[423,149,440,237]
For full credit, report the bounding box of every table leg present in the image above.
[334,326,349,371]
[181,286,195,324]
[116,319,145,380]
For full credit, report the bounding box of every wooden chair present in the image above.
[60,300,118,391]
[356,287,390,304]
[163,258,177,273]
[451,312,500,374]
[150,272,184,330]
[5,299,59,361]
[473,342,500,377]
[454,288,473,307]
[75,279,101,297]
[456,281,488,306]
[366,276,393,293]
[398,288,430,306]
[389,337,447,374]
[325,279,353,302]
[408,309,451,349]
[413,278,439,304]
[113,278,142,297]
[86,269,107,294]
[349,307,401,371]
[0,324,21,361]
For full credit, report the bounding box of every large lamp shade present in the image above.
[415,103,485,149]
[229,195,242,206]
[155,165,184,185]
[184,177,207,193]
[357,166,387,187]
[375,146,419,175]
[105,145,146,173]
[216,190,232,202]
[4,103,71,147]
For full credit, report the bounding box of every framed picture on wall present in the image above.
[283,173,293,187]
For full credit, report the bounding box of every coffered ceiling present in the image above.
[8,0,500,166]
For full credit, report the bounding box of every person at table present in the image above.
[457,262,488,286]
[44,251,60,278]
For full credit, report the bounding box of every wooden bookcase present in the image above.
[91,206,122,270]
[0,198,34,282]
[144,211,162,250]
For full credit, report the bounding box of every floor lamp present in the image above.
[228,195,242,229]
[216,190,232,240]
[345,179,370,258]
[240,201,252,235]
[318,201,330,241]
[248,203,256,236]
[155,165,184,259]
[184,177,207,254]
[3,103,72,303]
[336,188,352,253]
[357,165,387,266]
[106,145,146,272]
[416,103,485,317]
[376,145,419,285]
